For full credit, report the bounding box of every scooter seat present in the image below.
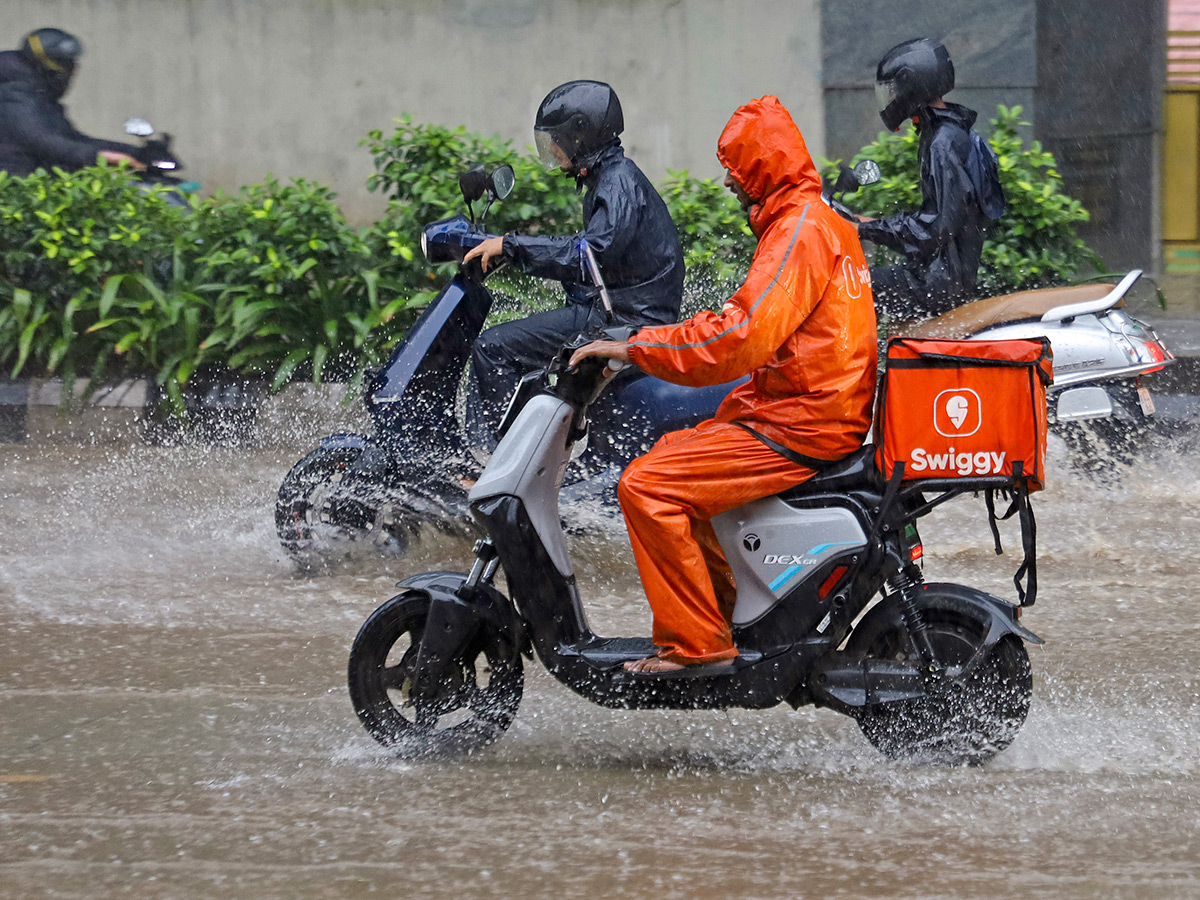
[900,282,1118,340]
[779,445,882,498]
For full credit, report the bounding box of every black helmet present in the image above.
[875,38,954,131]
[19,28,82,98]
[533,80,623,171]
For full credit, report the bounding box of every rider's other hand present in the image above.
[463,236,505,272]
[98,151,147,171]
[568,340,632,371]
[856,215,876,224]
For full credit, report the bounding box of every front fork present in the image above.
[408,540,501,706]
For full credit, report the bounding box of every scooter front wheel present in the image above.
[348,591,523,759]
[849,610,1032,766]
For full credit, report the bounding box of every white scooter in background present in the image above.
[824,165,1175,468]
[907,269,1173,466]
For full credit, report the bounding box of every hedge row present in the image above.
[0,106,1094,405]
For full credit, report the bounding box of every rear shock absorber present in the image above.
[887,566,940,672]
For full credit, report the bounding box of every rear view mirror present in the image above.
[459,165,488,205]
[488,164,515,200]
[853,159,881,187]
[124,117,154,137]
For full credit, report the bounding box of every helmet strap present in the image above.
[27,34,67,73]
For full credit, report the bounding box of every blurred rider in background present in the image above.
[0,28,144,176]
[857,38,1005,320]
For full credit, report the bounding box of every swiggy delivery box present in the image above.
[875,337,1053,491]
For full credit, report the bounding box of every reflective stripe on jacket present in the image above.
[627,95,877,462]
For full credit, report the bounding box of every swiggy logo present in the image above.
[933,389,981,437]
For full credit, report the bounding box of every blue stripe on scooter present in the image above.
[769,566,802,592]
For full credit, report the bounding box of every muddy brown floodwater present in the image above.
[1,437,1198,900]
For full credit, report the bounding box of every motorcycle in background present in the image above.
[122,117,199,207]
[275,164,739,566]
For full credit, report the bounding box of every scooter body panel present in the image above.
[713,496,870,627]
[366,275,495,447]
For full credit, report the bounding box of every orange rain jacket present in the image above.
[627,96,878,461]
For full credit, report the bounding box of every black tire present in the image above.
[348,592,523,759]
[275,447,409,566]
[850,610,1032,766]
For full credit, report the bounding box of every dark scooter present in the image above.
[347,336,1042,766]
[121,117,198,208]
[275,164,738,565]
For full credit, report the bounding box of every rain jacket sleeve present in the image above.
[502,169,638,284]
[0,91,112,170]
[857,138,972,264]
[627,206,827,387]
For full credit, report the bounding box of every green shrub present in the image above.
[0,163,190,393]
[831,105,1100,293]
[8,109,1101,402]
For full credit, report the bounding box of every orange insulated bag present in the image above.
[875,337,1053,491]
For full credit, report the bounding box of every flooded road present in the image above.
[1,438,1198,899]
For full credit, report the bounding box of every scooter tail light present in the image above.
[1141,340,1168,373]
[911,544,924,561]
[818,565,849,600]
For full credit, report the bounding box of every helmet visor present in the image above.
[535,130,569,170]
[875,80,897,113]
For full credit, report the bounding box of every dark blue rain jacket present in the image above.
[858,103,1004,304]
[0,50,138,177]
[500,142,684,326]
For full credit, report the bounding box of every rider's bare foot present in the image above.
[623,656,686,674]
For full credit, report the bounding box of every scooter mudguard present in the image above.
[808,582,1042,712]
[403,572,525,705]
[316,433,397,486]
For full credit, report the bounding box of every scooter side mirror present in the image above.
[459,165,488,205]
[853,159,881,187]
[488,164,516,200]
[124,117,154,138]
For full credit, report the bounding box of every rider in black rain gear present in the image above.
[857,39,1005,319]
[0,28,143,177]
[464,80,684,428]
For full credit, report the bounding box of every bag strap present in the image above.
[984,461,1038,606]
[730,422,841,472]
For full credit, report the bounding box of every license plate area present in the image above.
[1137,385,1155,416]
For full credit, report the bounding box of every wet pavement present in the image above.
[2,437,1199,899]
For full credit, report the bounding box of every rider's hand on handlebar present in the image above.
[98,150,147,171]
[568,340,632,373]
[463,236,505,273]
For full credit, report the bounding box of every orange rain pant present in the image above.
[617,419,817,664]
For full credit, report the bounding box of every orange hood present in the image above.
[716,95,822,234]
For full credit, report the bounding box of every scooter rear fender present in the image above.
[315,433,399,487]
[807,582,1041,712]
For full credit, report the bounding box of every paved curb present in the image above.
[0,377,367,448]
[2,356,1196,448]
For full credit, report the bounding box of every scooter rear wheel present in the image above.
[348,592,523,759]
[850,611,1032,766]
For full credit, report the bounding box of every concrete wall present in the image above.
[1036,0,1166,271]
[820,0,1038,162]
[8,0,823,221]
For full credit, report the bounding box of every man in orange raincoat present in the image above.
[570,95,877,673]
